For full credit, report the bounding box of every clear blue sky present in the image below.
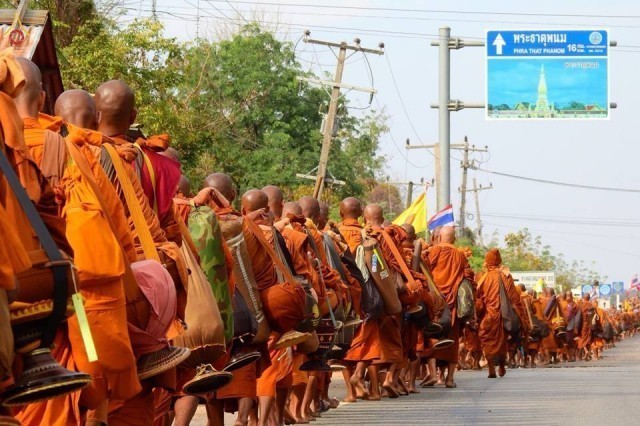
[118,0,640,286]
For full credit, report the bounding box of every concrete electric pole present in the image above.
[458,137,488,235]
[467,178,492,247]
[298,32,384,199]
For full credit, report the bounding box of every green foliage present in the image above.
[59,17,388,200]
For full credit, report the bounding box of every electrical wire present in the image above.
[475,167,640,193]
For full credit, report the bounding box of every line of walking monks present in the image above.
[1,49,639,426]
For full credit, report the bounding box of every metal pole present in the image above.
[459,136,469,235]
[473,178,485,247]
[437,26,451,211]
[313,44,347,198]
[405,181,414,209]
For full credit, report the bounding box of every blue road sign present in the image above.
[486,30,609,120]
[487,30,608,57]
[612,282,625,293]
[599,284,612,296]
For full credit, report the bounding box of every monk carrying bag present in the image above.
[498,275,520,336]
[456,278,475,322]
[0,146,91,406]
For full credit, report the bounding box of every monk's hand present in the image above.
[192,187,213,207]
[274,217,290,232]
[246,208,269,222]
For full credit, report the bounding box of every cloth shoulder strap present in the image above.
[133,143,158,214]
[379,231,417,289]
[245,217,296,284]
[103,143,159,262]
[41,129,67,189]
[64,138,139,301]
[0,146,68,348]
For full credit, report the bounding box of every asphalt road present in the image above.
[193,335,640,425]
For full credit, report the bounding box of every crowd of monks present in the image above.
[1,49,639,426]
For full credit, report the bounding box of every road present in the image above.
[193,335,640,425]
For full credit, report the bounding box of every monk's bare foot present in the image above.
[408,387,420,394]
[350,376,369,399]
[382,381,399,398]
[368,394,381,401]
[445,381,457,388]
[396,379,410,395]
[498,365,506,377]
[343,396,356,403]
[420,376,437,387]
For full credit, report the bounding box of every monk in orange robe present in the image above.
[576,293,594,360]
[362,204,405,398]
[426,226,475,388]
[13,60,143,425]
[535,288,558,364]
[338,197,382,401]
[241,189,297,426]
[0,52,35,425]
[475,249,527,378]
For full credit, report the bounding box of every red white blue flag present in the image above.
[428,204,455,231]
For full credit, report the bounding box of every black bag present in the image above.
[232,291,258,344]
[294,282,320,333]
[456,278,475,322]
[342,250,383,320]
[499,277,520,335]
[574,307,583,332]
[435,298,453,338]
[602,320,614,340]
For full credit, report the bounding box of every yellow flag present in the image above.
[392,192,427,234]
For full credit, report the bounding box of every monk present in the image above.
[0,51,38,425]
[14,61,146,424]
[338,197,382,401]
[262,185,284,221]
[200,174,258,426]
[363,204,406,398]
[241,189,295,426]
[475,249,527,378]
[576,293,595,361]
[426,226,474,388]
[561,291,578,362]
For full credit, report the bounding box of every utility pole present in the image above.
[430,27,485,211]
[405,181,414,209]
[457,137,488,236]
[467,178,492,247]
[299,32,384,199]
[406,137,474,209]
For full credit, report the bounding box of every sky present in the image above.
[118,0,640,286]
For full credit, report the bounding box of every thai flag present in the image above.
[428,204,455,231]
[628,274,639,293]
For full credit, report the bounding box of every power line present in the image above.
[157,3,640,30]
[482,213,640,227]
[207,1,640,20]
[475,167,640,193]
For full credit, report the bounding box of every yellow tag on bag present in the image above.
[72,292,98,362]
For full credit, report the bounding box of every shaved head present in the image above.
[241,189,269,215]
[55,89,97,130]
[161,147,181,163]
[178,175,190,197]
[439,226,456,244]
[203,173,236,202]
[282,201,302,217]
[14,57,44,118]
[401,223,416,241]
[262,185,284,220]
[518,284,526,292]
[299,196,320,224]
[94,80,136,136]
[363,204,384,228]
[318,202,329,230]
[339,197,362,220]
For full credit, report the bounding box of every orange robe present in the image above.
[427,243,475,363]
[576,301,594,350]
[536,295,558,352]
[0,53,77,426]
[475,268,527,360]
[22,119,141,409]
[339,219,380,363]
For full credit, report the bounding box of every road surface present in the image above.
[192,335,640,425]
